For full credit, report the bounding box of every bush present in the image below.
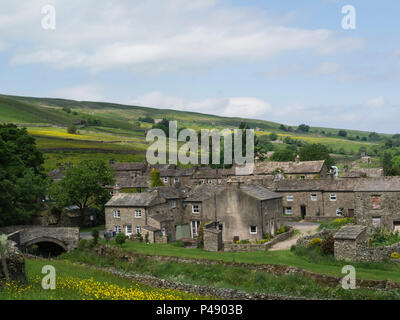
[317,218,355,231]
[115,233,126,247]
[78,239,89,250]
[371,228,400,247]
[321,235,334,255]
[67,125,77,134]
[236,239,251,244]
[307,238,322,248]
[92,230,99,246]
[276,225,290,235]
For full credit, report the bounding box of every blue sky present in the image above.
[1,0,399,133]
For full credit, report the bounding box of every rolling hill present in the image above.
[0,93,389,171]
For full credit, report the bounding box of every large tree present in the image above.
[298,143,335,168]
[49,160,115,224]
[0,124,47,226]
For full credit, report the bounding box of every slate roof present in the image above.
[334,225,365,240]
[240,185,282,201]
[105,191,165,207]
[254,160,326,175]
[185,184,225,202]
[148,213,174,222]
[354,177,400,192]
[192,168,221,179]
[153,186,187,199]
[142,225,159,232]
[111,162,147,171]
[273,179,358,192]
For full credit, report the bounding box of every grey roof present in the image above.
[105,191,165,207]
[185,184,225,202]
[148,213,174,222]
[240,185,282,201]
[355,177,400,192]
[111,162,147,171]
[153,186,186,199]
[334,225,365,240]
[274,179,358,192]
[254,160,326,175]
[142,225,159,232]
[109,175,150,188]
[193,168,221,179]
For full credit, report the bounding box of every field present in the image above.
[0,93,388,171]
[0,258,206,300]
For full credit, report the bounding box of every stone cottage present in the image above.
[355,177,400,231]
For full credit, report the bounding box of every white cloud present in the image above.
[313,62,340,75]
[2,0,362,73]
[130,92,270,118]
[51,84,106,102]
[366,96,386,108]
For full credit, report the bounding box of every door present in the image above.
[191,220,200,238]
[348,209,355,218]
[300,206,306,219]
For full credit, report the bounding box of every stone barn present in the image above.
[334,225,367,261]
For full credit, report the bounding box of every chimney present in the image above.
[295,155,300,163]
[113,184,121,196]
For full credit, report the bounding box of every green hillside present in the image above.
[0,94,390,171]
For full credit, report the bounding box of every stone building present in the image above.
[183,181,282,242]
[274,179,357,221]
[355,177,400,231]
[334,225,367,261]
[111,161,147,178]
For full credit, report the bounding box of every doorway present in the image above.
[300,206,306,220]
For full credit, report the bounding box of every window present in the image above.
[161,228,166,237]
[109,190,114,196]
[330,193,337,201]
[114,226,121,233]
[135,209,142,218]
[285,207,292,215]
[208,179,212,184]
[336,208,343,216]
[311,194,318,201]
[113,210,120,218]
[192,205,200,214]
[174,177,179,183]
[199,179,205,184]
[171,200,176,208]
[163,177,169,183]
[286,194,294,202]
[300,175,306,180]
[372,217,381,228]
[371,195,382,209]
[218,223,223,231]
[135,226,142,234]
[249,226,257,234]
[126,224,132,235]
[191,220,200,238]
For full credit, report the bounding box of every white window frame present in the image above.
[113,210,120,219]
[174,177,179,183]
[199,179,205,184]
[135,226,142,234]
[300,175,306,180]
[311,194,318,201]
[163,177,169,183]
[336,208,343,216]
[249,226,258,235]
[192,204,200,214]
[330,193,337,201]
[171,200,176,209]
[134,209,142,218]
[286,194,294,202]
[208,179,212,184]
[285,207,293,215]
[191,220,200,238]
[114,226,121,233]
[161,227,166,237]
[126,224,132,235]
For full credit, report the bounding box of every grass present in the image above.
[106,240,400,283]
[0,258,206,300]
[59,248,400,300]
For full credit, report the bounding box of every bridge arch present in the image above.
[23,236,69,253]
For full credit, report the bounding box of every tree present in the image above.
[391,156,400,176]
[270,147,295,162]
[92,230,99,246]
[0,124,47,226]
[115,232,126,247]
[369,132,380,141]
[269,133,278,141]
[152,118,169,136]
[150,168,164,187]
[299,143,335,168]
[49,160,115,225]
[67,125,77,134]
[297,124,310,133]
[338,130,347,137]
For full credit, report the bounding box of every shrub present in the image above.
[371,228,400,247]
[236,239,251,244]
[321,234,334,255]
[67,125,77,134]
[391,252,400,259]
[307,238,322,248]
[276,225,290,235]
[92,230,99,246]
[78,239,88,250]
[115,233,126,247]
[256,239,270,244]
[317,217,355,231]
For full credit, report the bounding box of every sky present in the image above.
[1,0,400,133]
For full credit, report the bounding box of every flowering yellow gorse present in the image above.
[1,275,201,300]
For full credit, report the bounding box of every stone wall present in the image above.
[0,240,26,282]
[203,225,222,252]
[296,229,334,248]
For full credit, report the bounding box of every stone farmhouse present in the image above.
[355,178,400,231]
[105,181,282,243]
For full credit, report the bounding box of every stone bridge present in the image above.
[0,226,79,252]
